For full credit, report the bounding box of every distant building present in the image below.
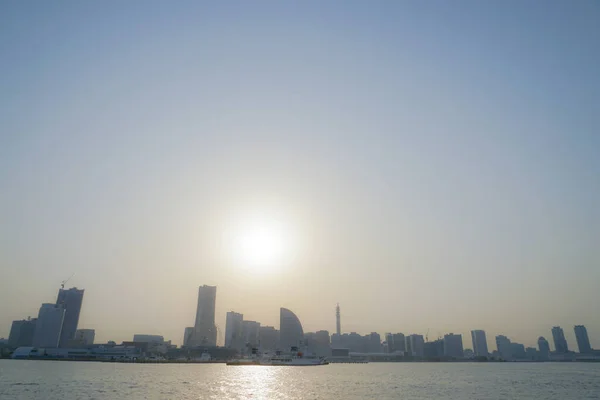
[32,303,65,348]
[443,333,464,358]
[183,327,194,347]
[392,333,406,354]
[305,330,331,357]
[408,334,425,357]
[551,326,569,353]
[496,335,512,360]
[192,285,217,346]
[367,332,381,353]
[471,330,489,357]
[424,339,444,358]
[525,347,538,360]
[224,312,244,350]
[259,326,279,351]
[8,318,37,348]
[510,342,526,359]
[574,325,592,354]
[279,308,304,350]
[75,329,95,346]
[385,333,394,353]
[463,348,474,359]
[537,336,550,360]
[241,320,261,348]
[56,287,84,348]
[336,304,341,336]
[133,334,165,343]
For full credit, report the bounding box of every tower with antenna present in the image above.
[336,303,341,336]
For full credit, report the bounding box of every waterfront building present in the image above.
[192,285,217,346]
[471,330,489,357]
[443,333,464,358]
[8,318,37,348]
[525,347,538,360]
[279,308,304,350]
[392,333,406,354]
[225,312,244,350]
[367,332,382,353]
[32,304,65,348]
[75,329,95,346]
[496,335,512,360]
[259,326,279,351]
[305,330,331,357]
[424,339,444,358]
[537,336,550,360]
[574,325,592,354]
[408,334,425,357]
[551,326,569,353]
[133,334,164,343]
[511,342,526,359]
[56,287,84,348]
[183,327,194,347]
[385,333,394,353]
[241,320,261,348]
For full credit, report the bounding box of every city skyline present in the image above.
[1,1,598,351]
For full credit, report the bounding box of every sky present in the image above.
[1,1,599,350]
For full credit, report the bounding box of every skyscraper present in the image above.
[259,326,279,351]
[241,320,261,348]
[225,311,244,350]
[8,318,37,348]
[280,308,304,350]
[183,327,194,347]
[574,325,592,354]
[443,333,464,358]
[75,329,95,346]
[392,333,406,354]
[32,303,65,348]
[56,287,84,348]
[496,335,512,360]
[335,304,341,336]
[408,334,425,357]
[385,333,394,353]
[551,326,569,353]
[537,336,550,360]
[193,285,217,346]
[471,330,489,357]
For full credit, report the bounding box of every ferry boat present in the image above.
[227,346,328,366]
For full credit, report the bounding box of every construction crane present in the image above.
[61,273,75,289]
[426,328,430,342]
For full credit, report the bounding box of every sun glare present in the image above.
[233,216,290,272]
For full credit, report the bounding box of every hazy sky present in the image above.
[1,1,599,350]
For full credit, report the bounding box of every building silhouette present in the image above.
[74,329,95,346]
[408,334,425,357]
[392,333,406,354]
[259,326,279,351]
[32,304,65,348]
[574,325,592,354]
[336,304,341,336]
[192,285,217,346]
[279,308,304,350]
[537,336,550,360]
[551,326,569,353]
[471,330,489,357]
[496,335,512,360]
[241,320,261,348]
[8,318,37,348]
[443,333,464,358]
[224,312,244,350]
[56,287,84,348]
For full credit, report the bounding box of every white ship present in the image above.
[227,346,328,366]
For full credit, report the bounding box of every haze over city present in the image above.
[1,0,598,351]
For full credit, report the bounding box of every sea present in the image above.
[1,360,599,399]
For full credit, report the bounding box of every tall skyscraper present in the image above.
[193,285,217,346]
[537,336,550,360]
[443,333,464,358]
[471,330,489,357]
[385,333,394,353]
[32,303,65,348]
[8,318,37,348]
[259,326,279,351]
[574,325,592,354]
[183,327,194,347]
[408,334,425,357]
[225,311,244,350]
[551,326,569,353]
[496,335,512,360]
[392,333,406,354]
[336,304,341,336]
[280,308,304,350]
[56,287,84,348]
[241,320,261,348]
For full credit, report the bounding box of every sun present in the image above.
[233,216,290,271]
